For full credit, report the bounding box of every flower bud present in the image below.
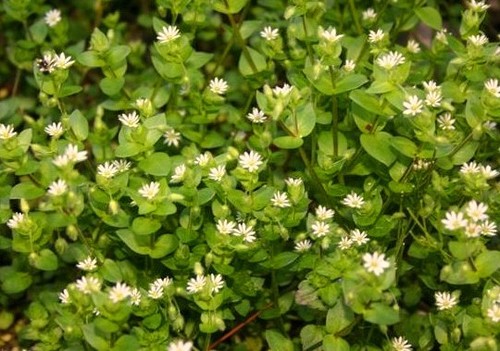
[193,262,204,276]
[66,224,78,241]
[108,200,120,215]
[20,199,30,213]
[55,237,68,255]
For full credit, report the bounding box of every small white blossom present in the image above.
[36,53,57,73]
[435,29,448,44]
[392,336,412,351]
[435,291,458,310]
[320,27,344,43]
[118,111,140,128]
[7,212,25,229]
[194,152,212,167]
[109,282,132,303]
[465,200,488,222]
[271,191,291,208]
[54,52,75,69]
[480,164,499,179]
[47,179,67,197]
[376,51,405,69]
[209,77,228,95]
[112,159,131,173]
[75,276,101,294]
[468,33,488,46]
[285,177,302,187]
[260,26,279,41]
[186,275,206,294]
[338,236,353,250]
[362,8,377,22]
[437,113,455,131]
[97,162,119,178]
[0,124,17,140]
[64,144,87,163]
[464,222,481,238]
[246,108,267,123]
[272,83,293,97]
[152,277,173,289]
[170,164,186,183]
[368,29,385,43]
[135,98,151,109]
[342,192,365,209]
[407,39,421,53]
[468,0,490,12]
[163,128,181,147]
[343,59,356,72]
[487,304,500,322]
[147,284,164,299]
[76,257,97,271]
[59,289,70,304]
[422,80,440,92]
[484,78,500,98]
[315,206,335,220]
[483,121,497,130]
[167,340,193,351]
[52,154,70,168]
[233,222,256,243]
[209,274,224,294]
[362,252,390,276]
[402,95,424,116]
[216,219,236,235]
[460,161,481,175]
[130,288,142,306]
[295,239,312,252]
[350,229,369,246]
[238,150,263,172]
[480,220,497,236]
[44,9,61,27]
[44,122,64,137]
[138,181,160,200]
[441,211,468,230]
[157,25,181,43]
[425,90,442,107]
[208,165,226,182]
[311,221,330,238]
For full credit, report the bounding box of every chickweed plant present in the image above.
[0,0,499,350]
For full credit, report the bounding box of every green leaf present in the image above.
[326,301,355,334]
[265,330,294,351]
[364,303,400,325]
[239,46,267,76]
[333,74,368,94]
[58,85,83,98]
[261,252,299,269]
[350,90,383,115]
[212,0,249,14]
[390,137,417,157]
[440,261,479,285]
[112,335,139,351]
[301,325,324,350]
[116,229,149,255]
[360,132,396,166]
[10,182,44,200]
[107,45,131,66]
[115,143,142,157]
[78,51,105,67]
[475,250,500,278]
[150,234,178,258]
[100,259,123,282]
[1,271,32,294]
[415,7,442,30]
[284,102,316,138]
[100,77,125,96]
[273,136,303,149]
[69,109,89,141]
[323,335,350,351]
[132,217,161,235]
[186,52,213,69]
[138,152,171,176]
[451,141,478,165]
[31,249,58,271]
[30,20,48,44]
[82,324,109,351]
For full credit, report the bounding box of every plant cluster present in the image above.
[0,0,499,350]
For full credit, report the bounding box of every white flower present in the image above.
[392,336,412,351]
[7,212,25,229]
[271,191,291,208]
[76,257,98,271]
[53,154,70,168]
[311,221,330,238]
[425,91,442,107]
[468,33,488,46]
[163,128,181,147]
[294,239,312,252]
[186,275,206,294]
[152,277,173,289]
[464,222,481,238]
[338,236,353,250]
[487,304,500,322]
[343,59,356,72]
[54,53,75,69]
[260,26,279,41]
[233,223,256,243]
[285,177,302,187]
[368,29,385,43]
[315,205,335,220]
[135,97,151,109]
[320,27,344,43]
[435,291,458,310]
[435,29,448,44]
[441,211,468,230]
[170,164,186,183]
[422,80,440,92]
[157,25,181,43]
[138,181,160,200]
[209,274,224,294]
[362,252,390,276]
[238,150,263,172]
[64,144,87,163]
[75,276,101,294]
[402,95,424,116]
[216,219,236,235]
[112,159,131,173]
[44,9,61,27]
[272,83,293,97]
[44,122,64,137]
[208,165,226,182]
[246,108,267,123]
[194,152,212,167]
[130,288,142,306]
[407,39,421,53]
[484,78,500,98]
[350,229,369,246]
[118,111,140,128]
[437,113,455,131]
[480,221,497,236]
[59,289,70,304]
[109,282,132,303]
[362,8,377,22]
[468,0,490,12]
[47,179,67,196]
[147,284,164,299]
[483,121,497,130]
[0,124,17,140]
[167,340,193,351]
[341,192,365,209]
[460,161,481,175]
[480,164,499,179]
[97,162,119,178]
[209,77,228,95]
[376,51,405,69]
[36,53,57,73]
[465,200,488,222]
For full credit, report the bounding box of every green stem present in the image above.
[203,333,212,351]
[347,0,363,35]
[270,240,285,333]
[224,8,258,74]
[12,69,21,96]
[301,16,314,64]
[22,20,34,41]
[210,39,234,79]
[329,67,339,158]
[298,147,331,207]
[449,132,474,158]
